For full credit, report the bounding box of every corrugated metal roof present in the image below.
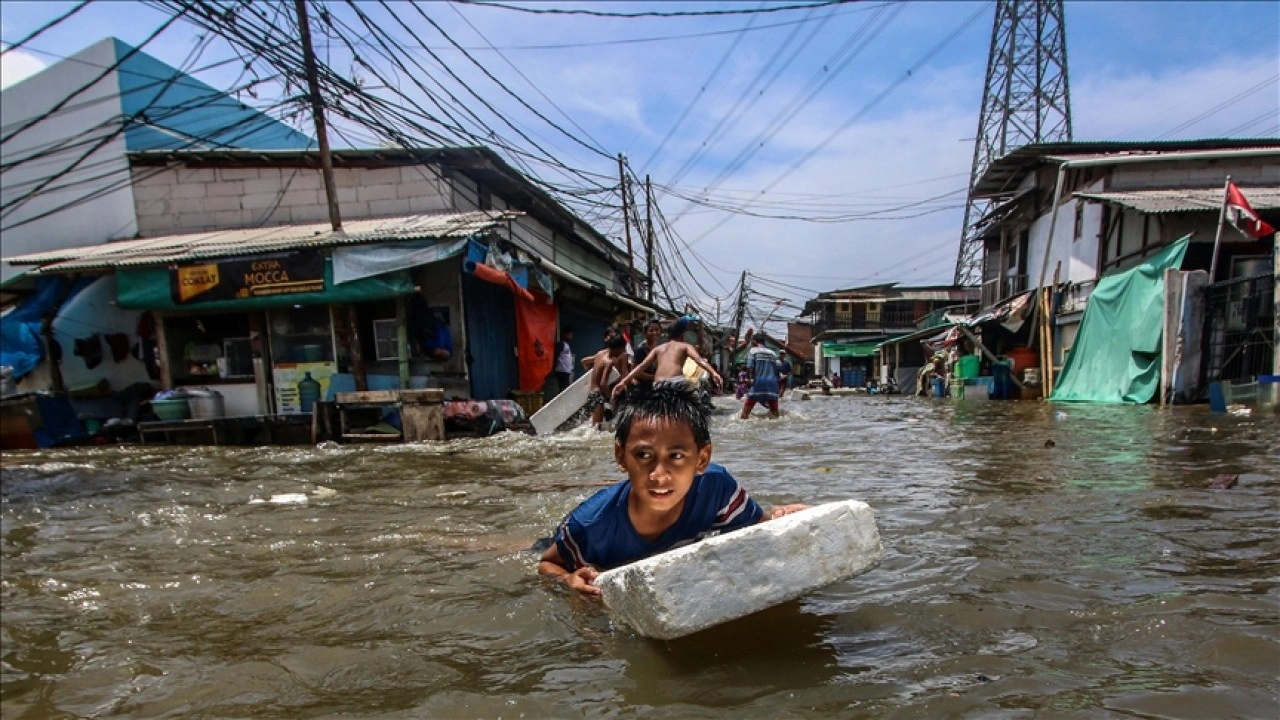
[972,139,1280,198]
[6,210,518,273]
[1075,186,1280,214]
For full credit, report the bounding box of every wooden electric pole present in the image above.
[618,154,638,299]
[645,175,655,303]
[295,0,342,232]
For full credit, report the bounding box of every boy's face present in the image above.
[645,323,661,346]
[615,417,711,516]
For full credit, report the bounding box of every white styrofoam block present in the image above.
[596,499,882,639]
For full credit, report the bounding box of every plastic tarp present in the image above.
[116,258,412,311]
[1050,236,1190,404]
[331,237,470,285]
[0,275,93,379]
[464,260,555,392]
[516,295,557,392]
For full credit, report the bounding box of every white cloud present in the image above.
[0,46,47,89]
[1073,53,1280,140]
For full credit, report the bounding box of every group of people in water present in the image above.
[551,317,791,429]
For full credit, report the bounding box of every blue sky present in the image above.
[3,1,1277,327]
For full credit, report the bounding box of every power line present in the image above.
[372,2,885,51]
[0,1,93,56]
[638,8,760,174]
[683,2,986,248]
[1,9,188,146]
[445,2,609,153]
[457,1,855,20]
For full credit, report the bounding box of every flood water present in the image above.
[2,395,1277,719]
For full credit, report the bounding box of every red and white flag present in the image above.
[1225,182,1275,239]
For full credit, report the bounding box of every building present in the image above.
[1,40,654,439]
[5,146,649,417]
[802,283,979,387]
[1,37,313,285]
[971,139,1279,402]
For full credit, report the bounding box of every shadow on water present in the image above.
[612,600,839,705]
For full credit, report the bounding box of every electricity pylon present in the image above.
[954,0,1072,287]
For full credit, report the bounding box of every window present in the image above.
[373,319,400,361]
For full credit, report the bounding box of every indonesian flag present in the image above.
[1225,182,1276,239]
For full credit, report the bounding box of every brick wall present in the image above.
[133,163,451,236]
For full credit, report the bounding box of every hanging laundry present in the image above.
[74,334,104,369]
[105,333,130,363]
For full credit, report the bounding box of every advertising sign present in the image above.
[171,251,325,305]
[272,362,338,414]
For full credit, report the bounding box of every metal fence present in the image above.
[1202,273,1275,384]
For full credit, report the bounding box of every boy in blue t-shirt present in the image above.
[538,382,808,596]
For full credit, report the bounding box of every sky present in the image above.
[2,1,1278,331]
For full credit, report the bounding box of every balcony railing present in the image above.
[815,309,919,334]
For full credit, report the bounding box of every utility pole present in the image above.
[618,154,638,299]
[726,271,749,376]
[954,0,1071,286]
[295,0,342,233]
[645,175,655,303]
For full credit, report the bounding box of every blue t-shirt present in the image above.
[553,463,764,571]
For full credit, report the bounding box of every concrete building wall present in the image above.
[132,163,451,235]
[0,39,137,284]
[1108,156,1280,191]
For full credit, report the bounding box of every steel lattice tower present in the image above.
[953,0,1072,287]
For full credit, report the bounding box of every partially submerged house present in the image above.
[970,138,1279,403]
[5,147,649,418]
[1,40,653,444]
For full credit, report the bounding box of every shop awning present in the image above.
[4,210,519,273]
[875,324,955,350]
[821,341,881,358]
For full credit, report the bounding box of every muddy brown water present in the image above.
[2,396,1277,719]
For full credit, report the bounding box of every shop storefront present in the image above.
[117,248,413,416]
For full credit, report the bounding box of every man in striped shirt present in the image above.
[538,382,808,596]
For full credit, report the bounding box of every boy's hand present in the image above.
[564,566,601,596]
[611,383,626,401]
[766,503,809,520]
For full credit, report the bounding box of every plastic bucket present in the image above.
[955,355,980,379]
[151,399,190,421]
[930,377,946,397]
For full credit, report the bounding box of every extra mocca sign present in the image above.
[171,251,325,304]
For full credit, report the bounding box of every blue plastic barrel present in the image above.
[931,377,946,397]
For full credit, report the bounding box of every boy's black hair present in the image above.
[561,326,574,335]
[615,381,711,448]
[667,317,689,339]
[645,318,663,329]
[606,335,627,351]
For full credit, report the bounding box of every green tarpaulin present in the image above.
[822,341,880,358]
[116,257,413,311]
[1050,236,1189,404]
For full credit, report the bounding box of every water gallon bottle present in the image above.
[297,372,321,413]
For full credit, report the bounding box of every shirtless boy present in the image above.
[586,335,630,429]
[611,319,721,401]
